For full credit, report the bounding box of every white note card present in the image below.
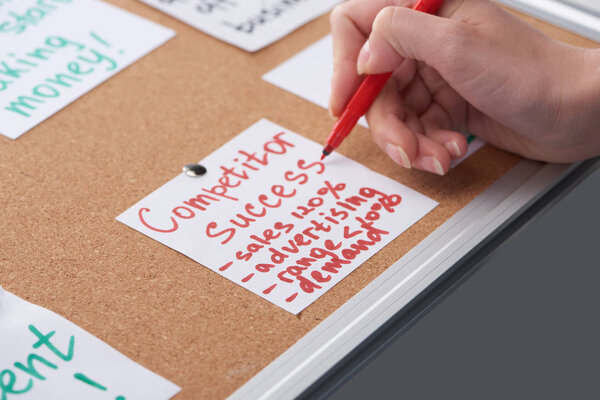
[0,287,180,400]
[263,34,486,167]
[0,0,175,139]
[117,119,438,314]
[137,0,342,52]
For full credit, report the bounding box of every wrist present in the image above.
[575,48,600,149]
[556,47,600,160]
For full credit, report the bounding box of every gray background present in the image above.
[562,0,600,15]
[330,165,600,400]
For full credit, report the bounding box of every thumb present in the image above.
[357,6,464,75]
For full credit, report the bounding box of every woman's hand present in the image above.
[329,0,600,175]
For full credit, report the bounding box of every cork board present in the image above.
[0,1,597,398]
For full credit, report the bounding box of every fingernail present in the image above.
[386,143,411,169]
[328,103,335,120]
[422,156,445,176]
[357,40,370,75]
[445,141,462,158]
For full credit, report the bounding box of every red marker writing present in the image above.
[321,0,445,160]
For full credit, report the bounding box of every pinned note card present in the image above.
[0,0,174,139]
[263,35,486,167]
[137,0,341,52]
[0,287,180,400]
[117,119,437,314]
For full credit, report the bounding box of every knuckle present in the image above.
[450,22,474,44]
[372,6,397,35]
[438,22,474,65]
[329,3,350,25]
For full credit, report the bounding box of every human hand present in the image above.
[329,0,600,175]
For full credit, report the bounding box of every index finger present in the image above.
[329,0,414,117]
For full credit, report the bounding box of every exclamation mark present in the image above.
[74,372,126,400]
[90,32,124,55]
[89,32,111,47]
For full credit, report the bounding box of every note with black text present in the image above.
[138,0,341,51]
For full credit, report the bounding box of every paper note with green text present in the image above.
[0,287,180,400]
[0,0,174,139]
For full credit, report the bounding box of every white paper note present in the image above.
[0,287,180,400]
[137,0,342,52]
[117,119,438,314]
[263,34,486,167]
[0,0,175,140]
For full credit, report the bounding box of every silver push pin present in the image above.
[183,163,207,177]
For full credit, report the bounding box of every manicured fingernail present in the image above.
[422,156,445,175]
[386,143,411,169]
[445,141,462,158]
[357,40,370,75]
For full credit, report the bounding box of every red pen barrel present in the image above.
[325,72,393,147]
[345,72,393,114]
[322,72,392,155]
[414,0,444,14]
[326,109,360,148]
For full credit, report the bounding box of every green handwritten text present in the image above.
[3,31,120,118]
[0,0,74,35]
[0,324,74,400]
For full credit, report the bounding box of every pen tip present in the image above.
[321,145,333,161]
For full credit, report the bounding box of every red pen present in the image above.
[321,0,445,160]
